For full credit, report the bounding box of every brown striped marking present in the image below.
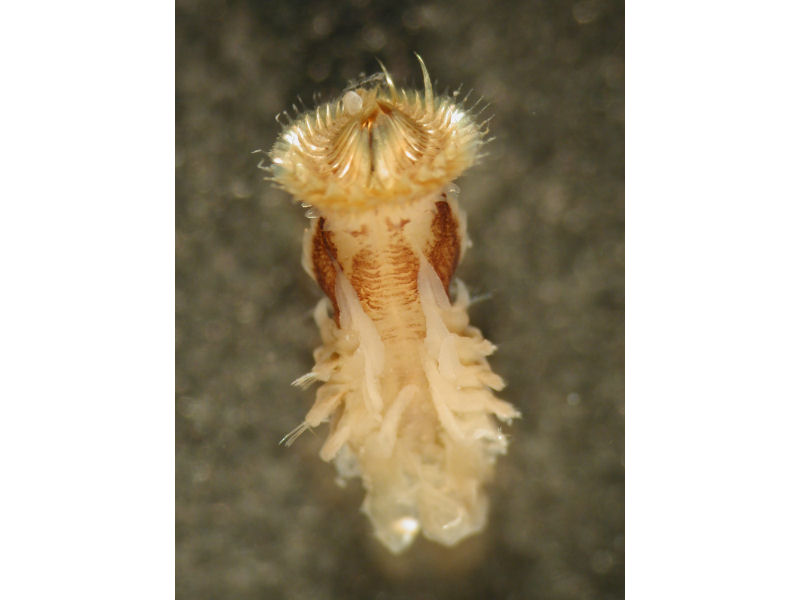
[311,217,340,323]
[425,200,461,293]
[349,243,421,317]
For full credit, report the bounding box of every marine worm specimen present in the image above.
[266,56,519,553]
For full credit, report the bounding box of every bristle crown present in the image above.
[269,67,484,210]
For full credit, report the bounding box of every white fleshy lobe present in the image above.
[334,269,385,416]
[294,256,519,553]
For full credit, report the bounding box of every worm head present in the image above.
[269,56,485,210]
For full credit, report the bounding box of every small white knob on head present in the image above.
[343,90,363,115]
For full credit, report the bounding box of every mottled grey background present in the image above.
[176,0,623,598]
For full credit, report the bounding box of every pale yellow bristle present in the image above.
[269,62,483,210]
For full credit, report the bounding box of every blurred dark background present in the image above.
[176,0,624,598]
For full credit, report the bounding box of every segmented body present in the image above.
[268,57,519,553]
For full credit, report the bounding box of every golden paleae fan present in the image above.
[264,56,519,554]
